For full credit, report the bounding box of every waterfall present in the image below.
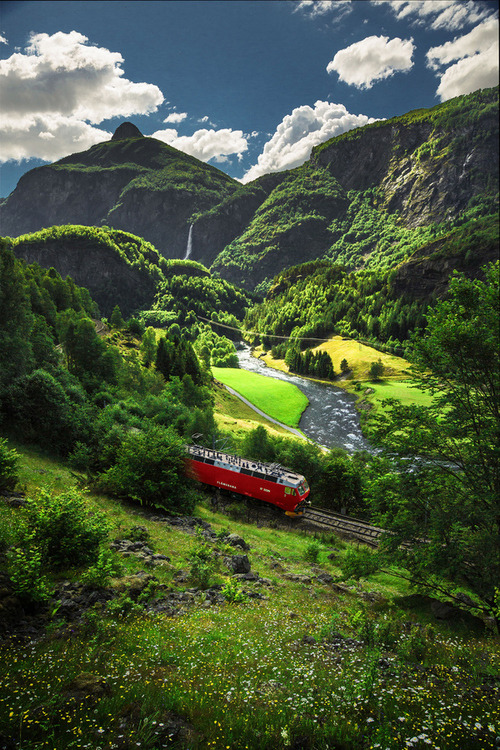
[184,224,193,260]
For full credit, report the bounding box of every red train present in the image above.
[186,445,310,516]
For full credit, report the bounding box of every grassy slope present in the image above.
[213,382,293,440]
[0,444,498,750]
[212,366,309,428]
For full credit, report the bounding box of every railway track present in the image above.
[302,505,387,547]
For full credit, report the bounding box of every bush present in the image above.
[0,438,18,491]
[20,488,109,569]
[99,423,194,513]
[80,548,124,588]
[304,540,321,563]
[8,543,53,605]
[340,546,381,581]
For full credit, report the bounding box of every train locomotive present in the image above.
[186,444,310,516]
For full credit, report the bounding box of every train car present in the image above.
[186,445,310,516]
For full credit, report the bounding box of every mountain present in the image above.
[0,124,239,259]
[1,88,498,295]
[6,225,210,317]
[209,87,499,291]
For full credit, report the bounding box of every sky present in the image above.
[0,0,498,198]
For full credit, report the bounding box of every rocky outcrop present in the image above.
[12,236,157,317]
[312,111,498,228]
[0,124,239,260]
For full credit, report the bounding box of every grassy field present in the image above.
[256,340,434,418]
[213,381,293,440]
[0,444,498,750]
[212,366,309,428]
[258,338,410,383]
[359,379,435,412]
[313,336,410,380]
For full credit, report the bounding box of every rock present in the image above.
[431,600,457,620]
[113,574,156,599]
[316,572,334,585]
[64,673,111,701]
[223,555,251,574]
[226,533,250,551]
[302,635,317,645]
[284,573,312,585]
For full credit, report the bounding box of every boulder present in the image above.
[223,555,251,574]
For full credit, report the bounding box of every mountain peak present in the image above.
[111,122,144,141]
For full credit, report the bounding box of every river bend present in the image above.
[236,346,371,453]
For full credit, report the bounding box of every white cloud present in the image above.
[163,111,187,124]
[427,17,499,68]
[426,17,499,100]
[1,114,112,162]
[294,0,352,18]
[150,127,248,163]
[0,30,164,163]
[327,35,414,89]
[373,1,494,31]
[242,100,377,183]
[0,33,7,45]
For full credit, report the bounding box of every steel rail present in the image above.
[303,505,387,546]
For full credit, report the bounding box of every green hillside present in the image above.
[211,86,498,292]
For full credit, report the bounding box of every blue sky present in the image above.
[0,0,498,198]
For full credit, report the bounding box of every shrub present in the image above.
[0,438,18,491]
[304,540,321,563]
[80,548,124,588]
[188,543,218,589]
[8,543,53,605]
[340,546,381,581]
[222,578,248,603]
[99,423,194,514]
[20,488,109,569]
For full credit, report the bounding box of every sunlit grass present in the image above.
[0,446,498,750]
[212,367,308,427]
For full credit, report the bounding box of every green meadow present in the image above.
[212,367,309,428]
[0,446,498,750]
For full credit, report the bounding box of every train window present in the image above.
[205,458,215,465]
[241,469,253,476]
[253,471,267,480]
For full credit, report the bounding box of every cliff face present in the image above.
[210,87,498,291]
[0,124,240,260]
[313,114,498,227]
[14,237,156,317]
[1,90,498,296]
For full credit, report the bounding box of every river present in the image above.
[236,346,372,453]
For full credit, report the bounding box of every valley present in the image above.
[0,84,498,750]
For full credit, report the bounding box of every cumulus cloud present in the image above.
[0,30,164,163]
[426,17,499,100]
[1,114,112,162]
[242,100,377,183]
[150,127,248,164]
[373,1,494,31]
[163,111,187,124]
[327,35,414,89]
[0,33,7,45]
[294,0,352,19]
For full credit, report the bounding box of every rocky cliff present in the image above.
[10,226,170,317]
[1,89,498,295]
[210,87,498,291]
[0,124,239,260]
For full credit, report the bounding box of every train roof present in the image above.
[186,444,305,488]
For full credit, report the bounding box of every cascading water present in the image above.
[184,224,193,260]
